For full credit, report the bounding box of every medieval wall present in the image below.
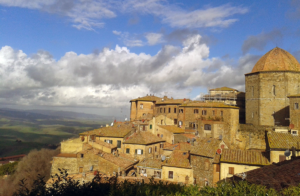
[190,155,214,187]
[51,157,78,175]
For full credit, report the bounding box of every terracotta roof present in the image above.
[179,101,239,109]
[137,159,162,169]
[156,99,187,105]
[130,95,161,102]
[101,152,138,170]
[80,124,133,138]
[181,134,197,139]
[158,125,185,133]
[164,142,192,151]
[54,153,77,158]
[230,157,300,191]
[251,47,300,73]
[0,154,26,160]
[94,140,117,149]
[267,132,300,150]
[174,134,190,143]
[209,87,238,91]
[123,131,165,145]
[190,138,223,158]
[163,150,191,168]
[220,149,270,166]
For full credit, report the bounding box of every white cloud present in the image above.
[0,34,255,108]
[145,33,164,45]
[112,30,121,35]
[0,1,248,30]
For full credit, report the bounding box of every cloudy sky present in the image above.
[0,0,300,117]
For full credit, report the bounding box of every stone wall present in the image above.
[148,115,175,135]
[154,105,180,122]
[51,157,78,175]
[61,138,85,154]
[236,124,269,150]
[130,101,137,121]
[246,71,300,126]
[289,97,300,129]
[122,143,163,161]
[97,137,124,150]
[190,155,214,187]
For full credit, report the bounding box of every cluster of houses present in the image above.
[50,47,300,188]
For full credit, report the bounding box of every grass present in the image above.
[0,119,108,157]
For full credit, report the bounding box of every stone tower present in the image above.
[245,47,300,126]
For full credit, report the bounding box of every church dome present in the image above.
[251,47,300,73]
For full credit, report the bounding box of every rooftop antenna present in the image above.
[161,155,166,162]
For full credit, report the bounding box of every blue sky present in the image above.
[0,0,299,117]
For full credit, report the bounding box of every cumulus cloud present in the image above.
[0,0,248,30]
[113,31,144,47]
[242,29,283,54]
[0,34,255,108]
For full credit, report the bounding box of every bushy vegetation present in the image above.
[0,148,60,196]
[0,162,18,176]
[12,169,300,196]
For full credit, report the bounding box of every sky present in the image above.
[0,0,300,118]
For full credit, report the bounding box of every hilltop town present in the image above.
[49,47,300,189]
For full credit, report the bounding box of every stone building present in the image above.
[219,149,270,181]
[203,87,245,123]
[122,131,165,161]
[245,47,300,126]
[130,95,161,121]
[288,94,300,132]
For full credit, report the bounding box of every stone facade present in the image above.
[122,143,163,161]
[190,155,214,187]
[51,157,78,175]
[245,71,300,126]
[288,96,300,130]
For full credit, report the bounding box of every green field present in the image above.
[0,118,108,157]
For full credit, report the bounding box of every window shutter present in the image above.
[135,149,137,154]
[104,139,106,142]
[141,150,143,154]
[150,124,152,129]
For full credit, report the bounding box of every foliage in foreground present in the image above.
[0,162,18,176]
[13,169,300,196]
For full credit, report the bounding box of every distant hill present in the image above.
[28,109,112,120]
[0,108,112,121]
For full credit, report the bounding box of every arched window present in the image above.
[140,104,143,109]
[204,124,211,130]
[194,109,199,114]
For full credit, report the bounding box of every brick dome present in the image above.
[251,47,300,73]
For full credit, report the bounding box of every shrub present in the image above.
[0,162,18,176]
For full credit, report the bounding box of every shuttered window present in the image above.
[168,171,173,179]
[229,167,234,175]
[216,164,220,172]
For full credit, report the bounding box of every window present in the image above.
[221,111,223,117]
[143,125,145,131]
[216,164,220,172]
[79,167,83,173]
[179,121,182,126]
[174,119,177,125]
[194,109,199,114]
[272,85,276,96]
[174,108,177,113]
[202,110,207,115]
[161,134,163,138]
[143,113,146,116]
[168,171,173,179]
[157,134,160,137]
[136,149,143,155]
[204,124,211,130]
[161,120,163,124]
[164,108,165,113]
[295,103,299,110]
[160,108,162,113]
[212,110,215,116]
[150,124,152,129]
[106,140,113,144]
[155,146,157,152]
[140,104,143,109]
[179,109,183,113]
[252,86,254,97]
[169,108,171,113]
[229,167,234,175]
[160,143,164,148]
[117,140,121,148]
[279,155,286,162]
[81,154,84,158]
[149,147,152,153]
[126,148,130,154]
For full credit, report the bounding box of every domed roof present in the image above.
[251,47,300,73]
